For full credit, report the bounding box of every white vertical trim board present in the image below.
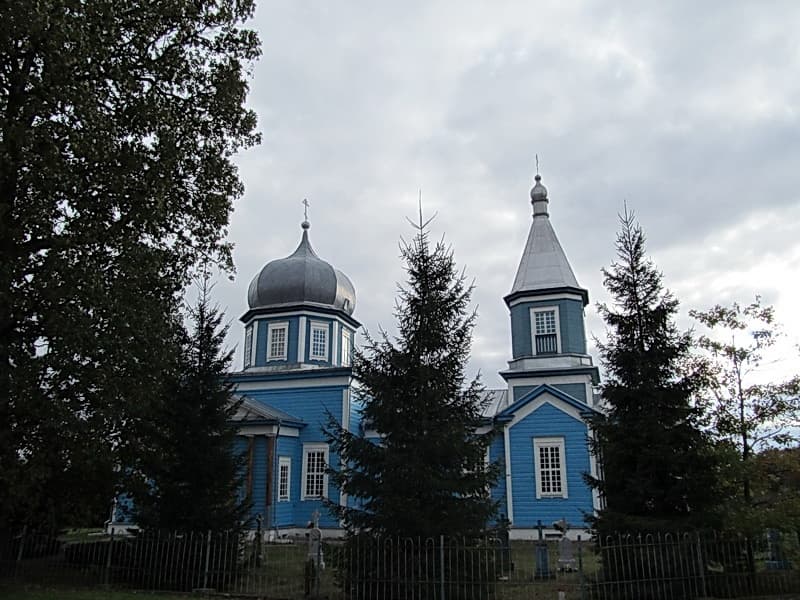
[342,388,351,433]
[587,426,602,512]
[332,321,340,366]
[297,316,307,363]
[341,328,351,366]
[503,425,514,523]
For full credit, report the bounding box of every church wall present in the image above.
[489,434,508,521]
[239,435,269,526]
[510,298,586,359]
[273,435,299,527]
[243,384,347,528]
[507,402,593,528]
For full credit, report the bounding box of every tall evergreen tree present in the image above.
[130,277,249,532]
[326,216,498,538]
[588,209,722,532]
[1,0,259,529]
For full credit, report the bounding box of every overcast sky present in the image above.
[212,1,800,388]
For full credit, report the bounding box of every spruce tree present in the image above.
[130,278,249,532]
[326,216,498,538]
[588,209,722,533]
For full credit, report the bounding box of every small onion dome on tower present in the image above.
[530,173,549,217]
[247,220,356,315]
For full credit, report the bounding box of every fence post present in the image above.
[104,527,115,585]
[578,534,586,600]
[203,529,212,589]
[695,532,706,598]
[439,535,446,600]
[15,525,27,562]
[14,525,27,580]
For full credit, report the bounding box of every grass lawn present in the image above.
[0,585,193,600]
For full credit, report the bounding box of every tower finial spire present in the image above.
[535,153,540,175]
[301,198,310,229]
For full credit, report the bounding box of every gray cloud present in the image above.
[210,1,800,387]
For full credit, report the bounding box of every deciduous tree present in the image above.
[690,298,800,508]
[0,0,260,528]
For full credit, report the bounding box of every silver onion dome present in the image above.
[530,173,548,202]
[247,222,356,315]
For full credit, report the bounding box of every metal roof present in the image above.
[479,388,510,418]
[509,175,583,297]
[233,395,305,425]
[247,223,356,315]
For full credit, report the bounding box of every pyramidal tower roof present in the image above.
[505,173,588,306]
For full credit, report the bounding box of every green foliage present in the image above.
[0,0,260,529]
[690,298,800,510]
[325,216,499,538]
[588,208,723,533]
[128,278,249,532]
[736,447,800,533]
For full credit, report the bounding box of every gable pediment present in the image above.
[497,384,597,427]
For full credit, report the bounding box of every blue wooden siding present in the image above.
[507,400,593,528]
[489,435,508,521]
[246,385,345,429]
[348,391,361,434]
[510,299,587,359]
[241,435,269,525]
[245,385,346,528]
[273,436,300,527]
[253,317,300,366]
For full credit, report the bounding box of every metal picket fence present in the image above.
[1,527,798,599]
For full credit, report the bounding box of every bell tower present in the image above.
[500,173,599,404]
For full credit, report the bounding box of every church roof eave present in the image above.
[503,286,589,307]
[239,302,361,328]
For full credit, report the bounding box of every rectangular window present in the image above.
[267,322,288,361]
[532,307,560,355]
[341,329,351,367]
[278,457,291,502]
[244,324,253,368]
[302,445,328,499]
[310,322,328,361]
[534,437,568,499]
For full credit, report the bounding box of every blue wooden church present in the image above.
[110,173,601,539]
[224,172,601,539]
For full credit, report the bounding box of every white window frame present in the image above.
[341,328,351,367]
[267,322,289,361]
[533,437,568,499]
[530,306,561,355]
[309,321,329,361]
[244,324,254,368]
[301,444,329,500]
[278,457,291,502]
